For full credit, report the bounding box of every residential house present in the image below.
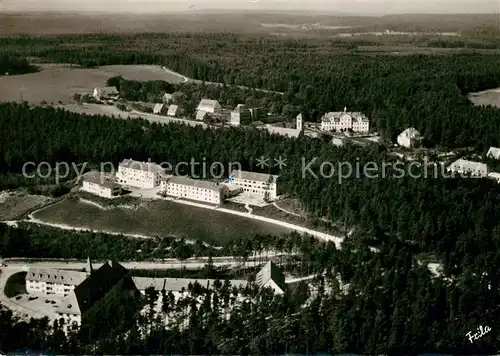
[153,103,168,115]
[228,170,278,201]
[92,86,119,101]
[160,176,229,205]
[197,99,221,114]
[167,104,181,117]
[397,127,423,148]
[486,147,500,160]
[447,159,488,177]
[116,159,165,189]
[320,108,369,133]
[163,93,173,104]
[80,172,121,198]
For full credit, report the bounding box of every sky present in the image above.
[0,0,498,15]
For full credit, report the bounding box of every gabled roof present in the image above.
[94,86,118,96]
[167,104,180,115]
[56,261,129,316]
[448,159,488,173]
[132,277,248,292]
[256,261,285,292]
[230,169,278,183]
[487,147,500,159]
[153,103,165,113]
[233,104,249,113]
[399,127,422,139]
[196,110,208,120]
[197,99,220,110]
[321,111,368,123]
[26,267,87,286]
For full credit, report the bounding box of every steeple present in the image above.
[86,257,93,275]
[344,106,347,113]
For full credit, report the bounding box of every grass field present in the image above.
[32,198,292,244]
[0,64,185,104]
[0,191,53,221]
[469,88,500,108]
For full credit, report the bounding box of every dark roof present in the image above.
[256,261,285,291]
[57,260,129,315]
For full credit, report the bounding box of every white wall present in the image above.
[117,167,159,189]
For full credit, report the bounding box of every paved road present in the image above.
[162,66,284,95]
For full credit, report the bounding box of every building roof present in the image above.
[56,260,130,316]
[255,261,285,292]
[26,267,88,286]
[118,159,164,174]
[132,277,248,292]
[487,147,500,159]
[265,125,300,138]
[166,176,227,192]
[163,93,173,99]
[321,111,368,123]
[196,110,208,120]
[230,169,278,183]
[233,104,250,113]
[82,172,119,189]
[167,104,180,115]
[488,172,500,179]
[399,127,422,139]
[153,103,165,113]
[197,99,220,110]
[94,86,118,97]
[448,159,488,173]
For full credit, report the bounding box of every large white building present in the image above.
[397,127,423,148]
[320,108,369,133]
[256,261,286,295]
[228,170,278,201]
[92,86,119,101]
[26,267,88,297]
[80,172,121,198]
[447,159,488,177]
[161,176,229,205]
[197,99,221,114]
[116,159,165,189]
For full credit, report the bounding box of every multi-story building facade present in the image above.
[320,108,369,133]
[228,170,278,201]
[80,172,121,198]
[26,267,88,297]
[447,159,488,177]
[160,176,228,205]
[116,159,165,189]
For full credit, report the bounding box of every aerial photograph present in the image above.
[0,0,499,354]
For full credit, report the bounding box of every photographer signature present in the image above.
[466,325,491,343]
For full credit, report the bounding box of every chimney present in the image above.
[344,107,347,112]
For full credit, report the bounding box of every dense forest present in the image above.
[2,34,500,148]
[0,54,37,76]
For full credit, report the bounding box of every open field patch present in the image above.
[32,198,291,245]
[0,191,53,221]
[0,64,185,104]
[469,87,500,108]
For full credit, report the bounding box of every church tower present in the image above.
[296,113,303,132]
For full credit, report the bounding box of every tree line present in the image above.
[2,33,500,148]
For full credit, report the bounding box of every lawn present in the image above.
[32,197,291,245]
